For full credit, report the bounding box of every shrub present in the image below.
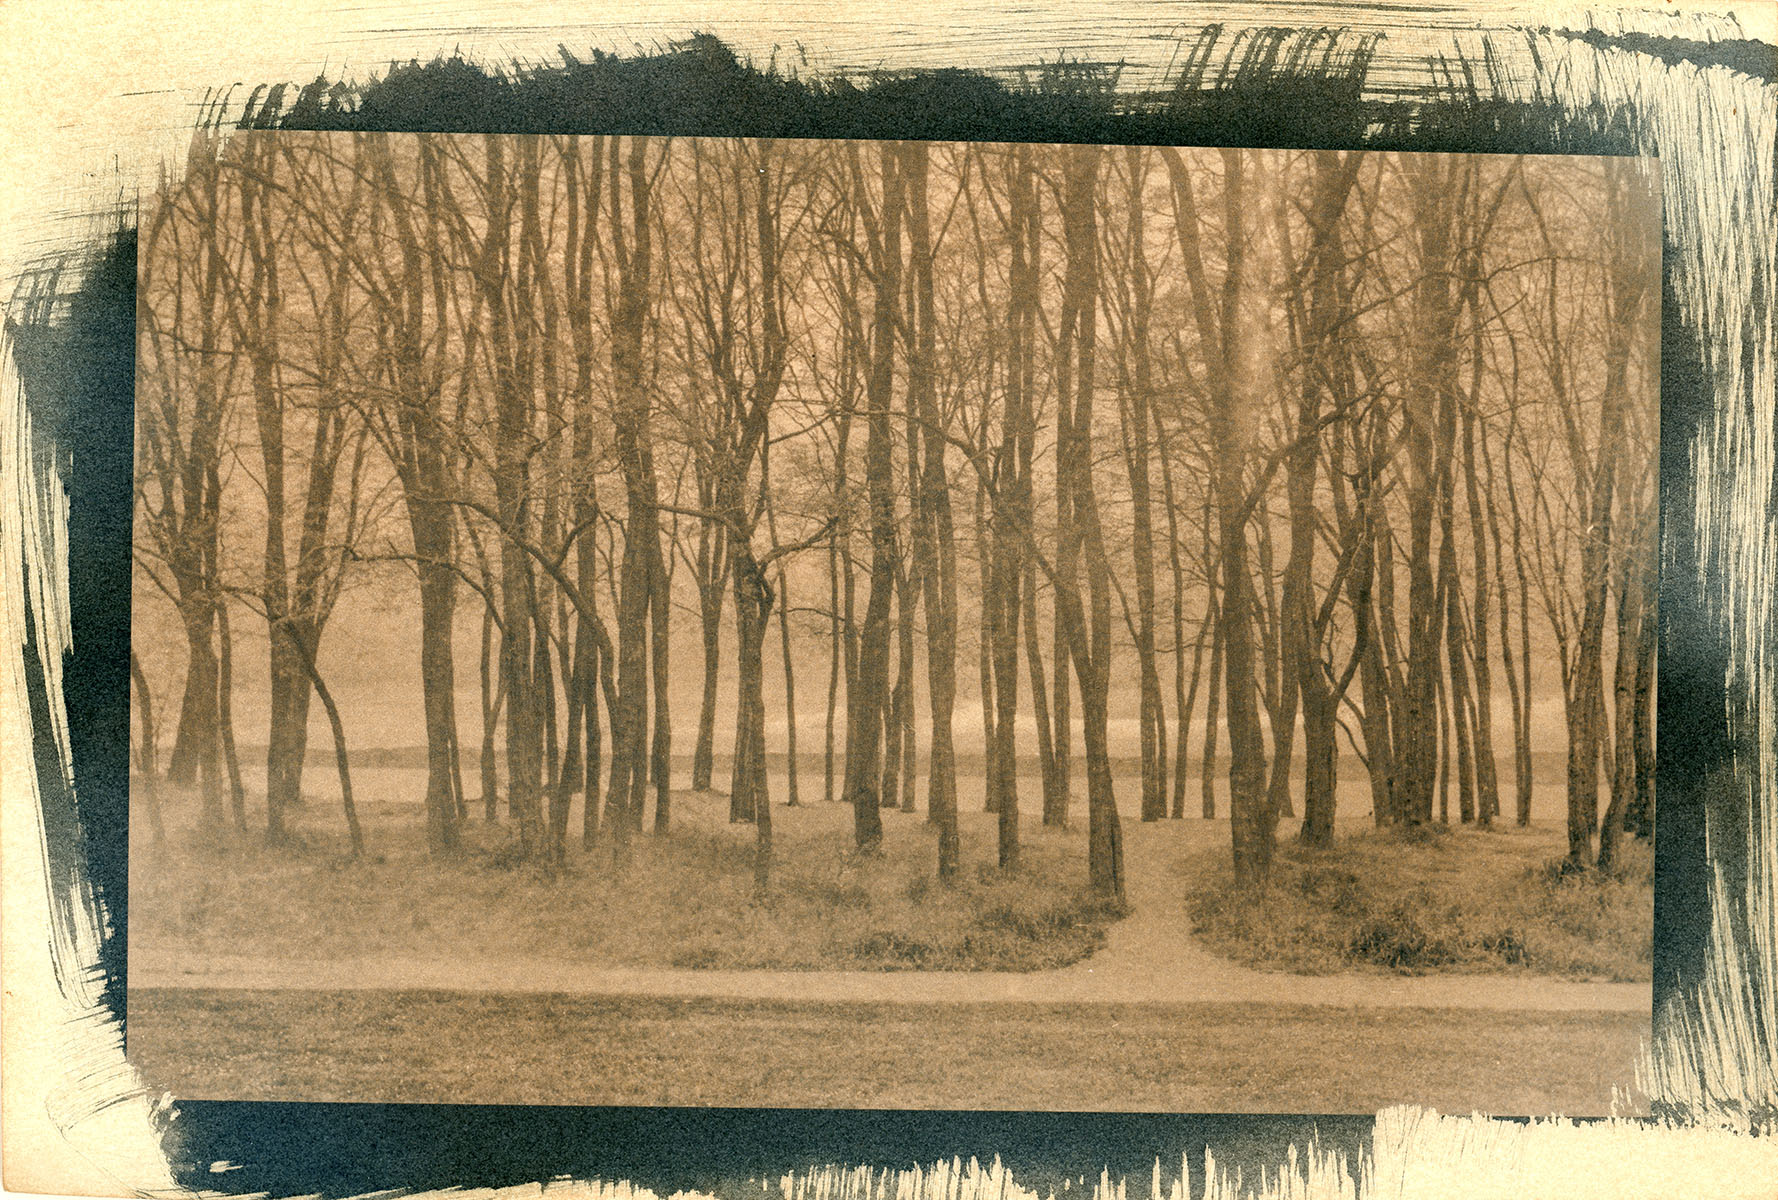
[904,872,934,904]
[1183,825,1652,981]
[1297,865,1364,914]
[819,880,873,909]
[480,836,530,871]
[852,929,935,966]
[1479,927,1530,965]
[977,900,1070,939]
[1346,902,1458,970]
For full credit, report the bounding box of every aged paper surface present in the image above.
[2,0,1772,1195]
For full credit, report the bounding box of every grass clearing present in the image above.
[134,784,1121,972]
[1183,823,1653,981]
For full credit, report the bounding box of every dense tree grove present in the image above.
[134,132,1658,894]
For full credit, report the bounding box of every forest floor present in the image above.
[129,767,1652,1112]
[131,767,1652,992]
[134,781,1125,973]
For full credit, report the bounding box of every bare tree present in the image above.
[603,134,667,858]
[902,140,962,872]
[136,127,238,839]
[839,141,903,854]
[358,132,468,857]
[1051,144,1126,903]
[1163,146,1274,886]
[1103,147,1167,825]
[1271,150,1365,846]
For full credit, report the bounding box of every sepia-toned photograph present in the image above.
[126,132,1659,1114]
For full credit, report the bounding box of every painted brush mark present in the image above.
[2,6,1772,1199]
[1554,29,1777,83]
[146,1108,1778,1200]
[160,1107,1372,1200]
[261,29,1391,149]
[6,233,134,1016]
[1465,26,1776,1127]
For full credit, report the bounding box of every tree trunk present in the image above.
[563,133,609,851]
[1441,415,1478,827]
[1177,603,1211,821]
[842,142,902,854]
[1566,159,1652,869]
[826,519,843,805]
[1048,148,1076,832]
[692,513,727,792]
[1201,590,1223,820]
[1626,544,1657,841]
[1351,508,1396,827]
[239,146,311,847]
[1054,144,1125,904]
[263,618,312,843]
[1437,659,1452,824]
[166,626,208,790]
[902,141,958,855]
[880,553,909,814]
[1155,414,1202,820]
[1401,426,1441,819]
[129,650,167,846]
[1494,401,1537,828]
[286,622,364,859]
[987,228,1029,861]
[1024,563,1059,828]
[1562,389,1620,867]
[365,134,465,860]
[1479,412,1523,831]
[1282,149,1362,847]
[762,471,803,813]
[732,557,775,891]
[892,563,917,814]
[1049,504,1074,832]
[536,587,561,810]
[650,541,673,834]
[216,601,248,832]
[1460,352,1502,827]
[175,602,225,835]
[1598,540,1642,873]
[605,134,661,863]
[414,504,463,856]
[479,600,500,820]
[1164,145,1272,885]
[730,550,771,825]
[976,480,1001,815]
[552,646,586,864]
[776,562,801,808]
[1399,158,1464,830]
[989,538,1021,866]
[1118,148,1167,825]
[484,136,546,860]
[584,630,610,848]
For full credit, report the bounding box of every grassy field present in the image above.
[1184,824,1654,981]
[134,784,1121,972]
[128,986,1651,1115]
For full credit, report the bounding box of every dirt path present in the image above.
[130,987,1650,1114]
[132,821,1647,1013]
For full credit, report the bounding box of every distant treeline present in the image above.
[238,745,1574,785]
